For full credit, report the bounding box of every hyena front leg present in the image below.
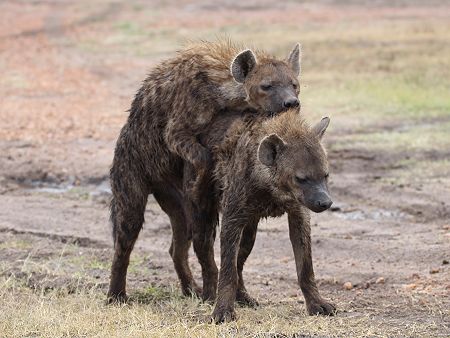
[288,209,336,316]
[165,104,214,171]
[212,207,251,323]
[236,219,259,308]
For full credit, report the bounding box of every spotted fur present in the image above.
[108,40,301,302]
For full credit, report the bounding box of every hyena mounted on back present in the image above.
[108,41,302,303]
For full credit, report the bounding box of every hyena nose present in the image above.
[283,98,300,109]
[316,199,333,211]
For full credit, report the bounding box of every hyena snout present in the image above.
[313,196,333,212]
[283,97,300,109]
[305,191,333,213]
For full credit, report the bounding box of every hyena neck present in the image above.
[252,160,280,200]
[219,81,249,110]
[238,162,289,218]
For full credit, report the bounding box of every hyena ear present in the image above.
[313,117,330,139]
[231,49,257,83]
[258,133,287,166]
[287,43,301,77]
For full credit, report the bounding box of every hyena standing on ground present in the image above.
[108,41,302,303]
[197,110,336,322]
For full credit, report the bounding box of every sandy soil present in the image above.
[0,0,449,336]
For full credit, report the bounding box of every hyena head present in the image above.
[257,112,332,213]
[231,44,301,117]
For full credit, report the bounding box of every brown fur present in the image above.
[108,40,301,302]
[197,110,336,322]
[148,40,299,172]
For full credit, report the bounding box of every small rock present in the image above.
[343,282,353,290]
[280,256,291,263]
[376,277,385,284]
[344,234,352,239]
[442,260,449,265]
[362,282,370,289]
[404,283,417,291]
[430,268,440,274]
[411,273,420,279]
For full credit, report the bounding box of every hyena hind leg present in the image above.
[108,196,147,303]
[184,164,219,303]
[153,186,202,298]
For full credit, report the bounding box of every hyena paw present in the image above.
[192,285,204,298]
[212,306,237,324]
[106,292,129,305]
[182,285,203,298]
[306,298,336,316]
[236,290,259,308]
[202,288,217,303]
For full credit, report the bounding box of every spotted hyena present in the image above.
[108,41,302,303]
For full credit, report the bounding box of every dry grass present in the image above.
[0,238,447,338]
[0,278,444,338]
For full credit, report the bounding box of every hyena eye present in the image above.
[295,176,308,185]
[292,83,298,90]
[260,84,272,91]
[324,173,329,179]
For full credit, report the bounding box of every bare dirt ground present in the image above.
[0,1,449,337]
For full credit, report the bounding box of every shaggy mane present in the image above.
[263,109,317,146]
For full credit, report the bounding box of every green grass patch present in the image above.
[0,239,32,250]
[333,120,450,152]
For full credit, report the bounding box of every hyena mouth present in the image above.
[268,108,288,118]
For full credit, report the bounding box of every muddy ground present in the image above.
[0,0,449,337]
